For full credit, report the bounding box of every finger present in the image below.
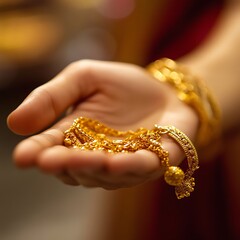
[66,170,109,188]
[55,171,79,186]
[37,147,162,189]
[7,60,98,135]
[67,151,161,189]
[13,128,64,168]
[12,112,79,168]
[37,145,162,176]
[67,150,164,189]
[36,146,108,174]
[69,168,155,190]
[106,150,162,178]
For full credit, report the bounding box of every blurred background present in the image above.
[0,0,138,239]
[1,1,236,239]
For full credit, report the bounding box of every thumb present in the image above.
[7,61,97,135]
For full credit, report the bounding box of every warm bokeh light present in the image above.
[0,0,137,87]
[0,12,62,64]
[0,0,26,7]
[62,27,116,63]
[97,0,136,19]
[58,0,104,9]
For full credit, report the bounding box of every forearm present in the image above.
[179,1,240,131]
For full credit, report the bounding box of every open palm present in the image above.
[7,60,198,189]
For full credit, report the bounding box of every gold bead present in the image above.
[164,166,185,186]
[64,138,72,147]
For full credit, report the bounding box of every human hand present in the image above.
[7,60,199,189]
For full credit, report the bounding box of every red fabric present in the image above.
[146,0,225,64]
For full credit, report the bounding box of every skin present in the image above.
[7,0,240,191]
[7,60,198,188]
[180,0,240,131]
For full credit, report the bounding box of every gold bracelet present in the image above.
[64,117,199,199]
[147,58,221,147]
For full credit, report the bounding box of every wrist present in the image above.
[146,58,222,148]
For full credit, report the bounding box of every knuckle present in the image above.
[36,87,59,118]
[66,59,96,77]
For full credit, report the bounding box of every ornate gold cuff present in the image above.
[147,58,221,147]
[64,117,199,199]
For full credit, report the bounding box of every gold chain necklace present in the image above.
[64,117,199,199]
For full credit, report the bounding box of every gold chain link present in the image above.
[64,117,199,199]
[147,58,221,147]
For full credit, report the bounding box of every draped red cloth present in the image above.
[146,0,224,63]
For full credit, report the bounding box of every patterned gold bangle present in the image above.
[64,117,199,199]
[147,58,221,147]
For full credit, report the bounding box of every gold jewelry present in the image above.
[64,117,199,199]
[147,58,221,147]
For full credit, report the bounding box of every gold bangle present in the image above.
[158,125,199,199]
[147,58,221,147]
[64,117,199,199]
